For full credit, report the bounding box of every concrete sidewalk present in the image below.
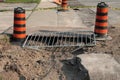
[0,3,37,34]
[2,0,120,35]
[26,1,58,33]
[26,0,90,34]
[3,0,95,35]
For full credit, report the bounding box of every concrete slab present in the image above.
[77,53,120,80]
[36,1,57,8]
[26,0,91,34]
[57,10,86,28]
[0,11,13,33]
[27,10,57,28]
[26,9,90,34]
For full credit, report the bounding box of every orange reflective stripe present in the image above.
[96,15,108,20]
[14,21,26,24]
[13,34,26,38]
[97,8,108,13]
[95,22,108,26]
[14,27,26,31]
[95,29,107,34]
[14,14,25,18]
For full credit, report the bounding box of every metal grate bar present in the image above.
[22,31,96,51]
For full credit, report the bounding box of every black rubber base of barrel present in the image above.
[95,33,107,37]
[58,9,69,12]
[95,34,112,41]
[12,37,25,45]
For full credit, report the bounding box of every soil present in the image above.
[0,25,119,80]
[0,34,74,80]
[87,25,120,63]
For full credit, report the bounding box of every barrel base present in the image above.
[95,35,112,41]
[12,37,25,44]
[58,9,69,12]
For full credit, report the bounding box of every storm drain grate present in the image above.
[22,31,96,51]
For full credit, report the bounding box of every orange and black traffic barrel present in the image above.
[62,0,68,11]
[13,7,26,42]
[94,2,108,37]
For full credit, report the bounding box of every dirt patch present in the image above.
[0,35,73,79]
[0,25,120,80]
[86,26,120,63]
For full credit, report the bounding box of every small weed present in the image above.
[0,35,10,44]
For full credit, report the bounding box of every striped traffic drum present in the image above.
[13,7,26,42]
[62,0,68,11]
[94,2,108,37]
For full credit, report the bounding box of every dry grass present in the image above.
[0,35,10,44]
